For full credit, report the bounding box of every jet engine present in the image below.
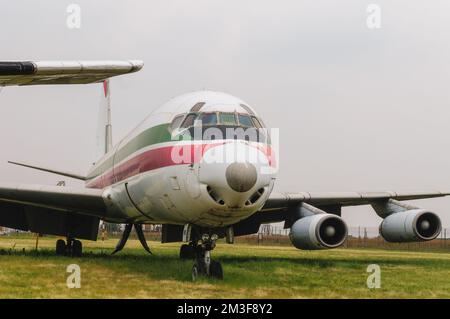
[289,214,348,250]
[379,209,441,242]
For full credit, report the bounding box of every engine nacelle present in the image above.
[289,214,348,250]
[380,209,442,242]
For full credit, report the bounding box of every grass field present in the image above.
[0,235,449,298]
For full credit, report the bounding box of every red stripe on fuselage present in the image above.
[86,143,225,189]
[86,142,275,189]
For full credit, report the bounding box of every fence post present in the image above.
[444,228,447,248]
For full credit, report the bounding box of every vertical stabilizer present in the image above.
[96,80,113,158]
[104,80,113,153]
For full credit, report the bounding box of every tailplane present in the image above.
[8,161,87,181]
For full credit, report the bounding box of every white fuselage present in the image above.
[86,91,277,228]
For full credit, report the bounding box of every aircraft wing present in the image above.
[0,60,143,86]
[0,183,106,215]
[262,191,450,211]
[231,190,450,237]
[0,183,106,240]
[0,60,142,240]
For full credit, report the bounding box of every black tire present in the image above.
[209,260,223,280]
[72,240,82,257]
[180,244,195,259]
[179,244,189,259]
[56,239,66,256]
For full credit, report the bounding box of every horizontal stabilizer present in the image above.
[8,161,87,181]
[0,60,143,86]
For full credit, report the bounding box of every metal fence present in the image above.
[237,225,450,251]
[2,224,450,252]
[99,223,450,251]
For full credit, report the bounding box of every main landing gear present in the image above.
[184,233,223,281]
[56,238,82,257]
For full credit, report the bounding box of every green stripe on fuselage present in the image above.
[86,123,271,182]
[87,123,179,180]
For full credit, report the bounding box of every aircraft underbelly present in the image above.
[192,209,255,228]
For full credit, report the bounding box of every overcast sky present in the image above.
[1,0,450,228]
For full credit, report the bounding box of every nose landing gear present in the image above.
[191,234,223,280]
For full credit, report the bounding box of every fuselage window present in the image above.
[200,112,218,125]
[170,115,184,131]
[219,112,237,125]
[180,113,198,128]
[238,114,253,127]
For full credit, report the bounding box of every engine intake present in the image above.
[380,209,441,242]
[289,214,348,250]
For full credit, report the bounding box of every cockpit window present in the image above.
[180,113,198,128]
[170,115,184,131]
[200,112,217,125]
[219,112,237,125]
[238,114,253,127]
[190,102,205,112]
[175,111,264,132]
[251,116,263,128]
[173,111,267,143]
[240,104,255,115]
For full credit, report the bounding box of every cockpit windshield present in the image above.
[173,112,264,130]
[170,111,267,142]
[219,112,237,125]
[238,114,253,127]
[200,112,217,125]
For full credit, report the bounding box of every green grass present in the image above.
[0,235,449,298]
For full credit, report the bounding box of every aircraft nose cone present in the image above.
[225,162,257,192]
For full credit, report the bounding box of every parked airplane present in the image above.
[0,60,447,280]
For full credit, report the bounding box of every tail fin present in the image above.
[96,80,113,158]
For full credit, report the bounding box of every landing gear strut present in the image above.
[191,234,223,280]
[112,223,153,255]
[55,238,82,257]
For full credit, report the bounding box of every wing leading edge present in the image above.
[263,191,450,211]
[229,190,450,237]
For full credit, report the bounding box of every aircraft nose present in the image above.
[225,162,257,192]
[197,141,274,208]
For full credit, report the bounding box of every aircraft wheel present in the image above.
[56,239,66,256]
[180,244,195,259]
[72,240,82,257]
[210,260,223,280]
